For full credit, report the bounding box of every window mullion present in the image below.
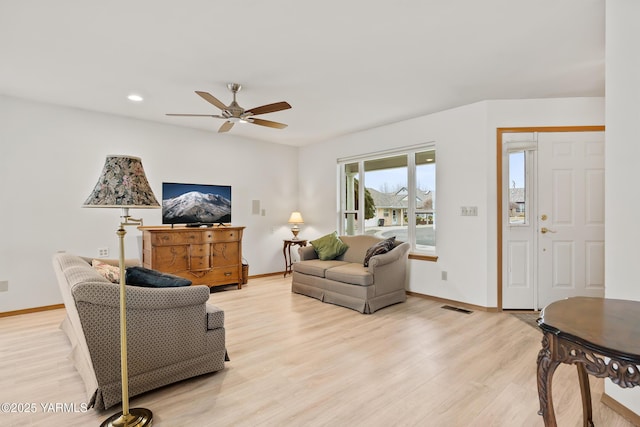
[358,159,365,233]
[407,152,416,251]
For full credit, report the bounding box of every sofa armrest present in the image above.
[72,282,211,309]
[298,245,318,261]
[367,242,410,296]
[367,242,410,271]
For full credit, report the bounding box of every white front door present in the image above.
[536,131,605,308]
[502,130,605,309]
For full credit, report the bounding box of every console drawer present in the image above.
[208,266,240,284]
[151,231,203,245]
[213,229,240,242]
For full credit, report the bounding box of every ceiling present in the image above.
[0,1,605,147]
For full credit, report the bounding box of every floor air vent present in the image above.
[441,305,473,314]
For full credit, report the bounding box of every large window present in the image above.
[340,146,436,253]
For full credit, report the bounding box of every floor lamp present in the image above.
[83,155,159,427]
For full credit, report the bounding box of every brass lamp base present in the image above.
[101,408,153,427]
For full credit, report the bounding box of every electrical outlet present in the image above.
[98,247,109,257]
[441,271,448,281]
[0,280,7,292]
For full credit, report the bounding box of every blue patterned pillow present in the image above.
[363,237,396,267]
[125,266,192,288]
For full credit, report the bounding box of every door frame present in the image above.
[496,125,605,311]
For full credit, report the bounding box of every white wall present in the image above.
[0,94,605,314]
[0,95,299,312]
[299,97,603,308]
[604,0,640,415]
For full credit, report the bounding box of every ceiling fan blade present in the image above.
[245,101,292,116]
[196,91,228,111]
[166,113,225,118]
[249,118,288,129]
[218,121,234,133]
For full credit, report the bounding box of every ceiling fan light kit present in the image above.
[167,83,291,133]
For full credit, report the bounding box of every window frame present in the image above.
[338,144,436,255]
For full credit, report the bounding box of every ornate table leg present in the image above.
[283,241,290,277]
[576,362,594,427]
[537,332,561,426]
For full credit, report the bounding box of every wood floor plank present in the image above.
[0,276,635,426]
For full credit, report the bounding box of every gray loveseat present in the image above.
[291,235,410,313]
[53,253,227,410]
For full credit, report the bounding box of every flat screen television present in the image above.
[162,182,232,226]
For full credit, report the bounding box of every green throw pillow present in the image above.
[310,232,349,260]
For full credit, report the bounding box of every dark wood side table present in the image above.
[283,239,307,277]
[536,297,640,426]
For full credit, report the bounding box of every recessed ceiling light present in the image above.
[127,94,144,102]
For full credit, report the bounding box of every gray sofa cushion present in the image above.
[325,263,373,286]
[206,305,225,330]
[338,235,393,264]
[293,259,349,278]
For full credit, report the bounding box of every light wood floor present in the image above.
[0,276,635,426]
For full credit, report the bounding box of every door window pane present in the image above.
[509,151,526,225]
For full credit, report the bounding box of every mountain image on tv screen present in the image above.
[162,183,231,225]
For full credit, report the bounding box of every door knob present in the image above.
[540,227,557,234]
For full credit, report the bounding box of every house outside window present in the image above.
[339,146,436,253]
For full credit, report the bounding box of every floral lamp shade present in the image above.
[83,155,159,208]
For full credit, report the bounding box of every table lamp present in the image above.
[83,155,159,427]
[288,211,304,239]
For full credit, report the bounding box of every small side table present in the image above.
[283,239,307,277]
[536,297,640,426]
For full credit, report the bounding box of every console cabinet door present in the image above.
[212,242,239,268]
[153,246,189,274]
